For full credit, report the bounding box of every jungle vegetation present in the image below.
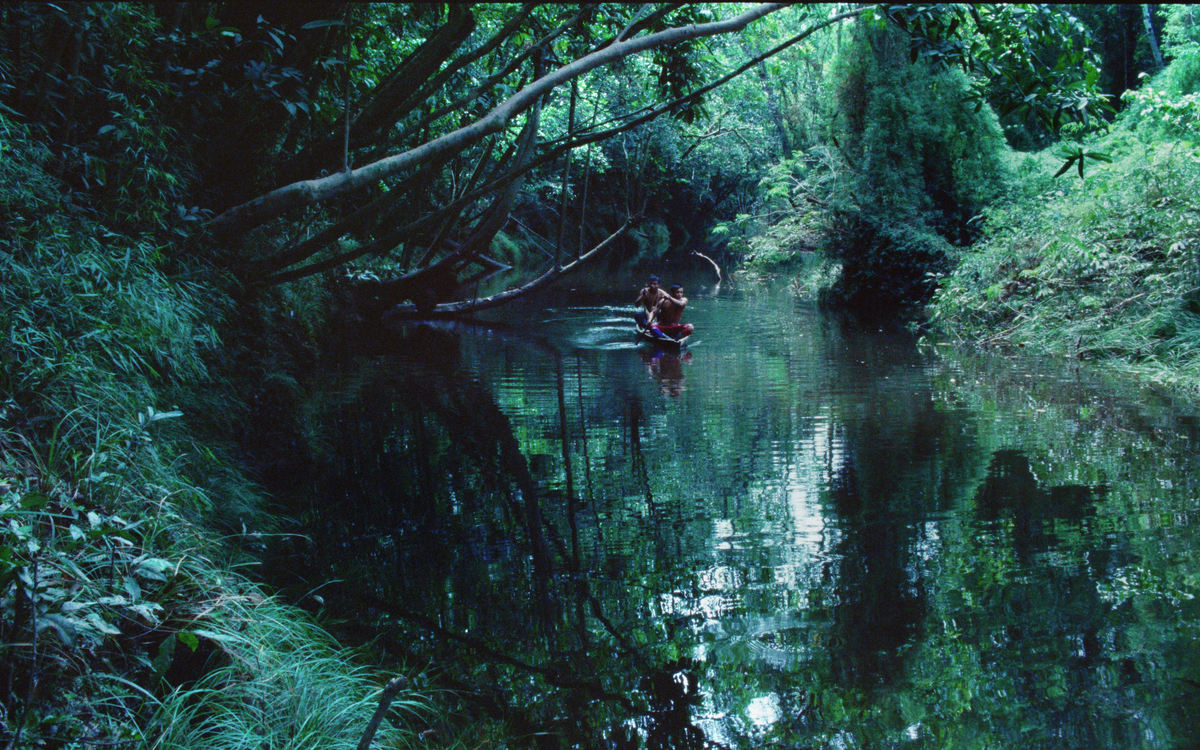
[0,2,1193,747]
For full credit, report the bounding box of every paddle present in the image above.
[644,300,668,338]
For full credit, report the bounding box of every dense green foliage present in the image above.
[0,5,432,745]
[0,107,429,749]
[714,5,1113,315]
[928,6,1200,390]
[815,19,1009,311]
[2,1,1194,747]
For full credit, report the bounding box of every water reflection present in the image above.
[264,283,1200,749]
[639,349,692,397]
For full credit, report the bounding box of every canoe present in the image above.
[635,323,691,348]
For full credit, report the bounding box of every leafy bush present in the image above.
[0,5,197,235]
[823,216,960,313]
[0,104,214,746]
[1159,6,1200,96]
[0,413,214,746]
[929,135,1200,388]
[1,111,219,479]
[748,19,1010,314]
[1116,7,1200,144]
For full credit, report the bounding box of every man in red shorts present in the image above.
[651,284,694,339]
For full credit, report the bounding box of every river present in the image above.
[264,277,1200,749]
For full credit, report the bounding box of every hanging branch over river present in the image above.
[196,3,1107,320]
[207,4,882,319]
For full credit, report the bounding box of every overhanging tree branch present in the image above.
[261,103,543,288]
[280,5,479,185]
[206,3,789,237]
[253,5,872,287]
[384,218,635,320]
[388,5,593,151]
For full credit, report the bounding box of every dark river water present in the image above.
[266,279,1200,749]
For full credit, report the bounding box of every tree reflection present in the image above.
[260,307,1200,749]
[267,323,699,746]
[825,454,926,690]
[639,659,705,750]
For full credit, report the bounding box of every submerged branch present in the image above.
[357,676,409,750]
[351,591,636,711]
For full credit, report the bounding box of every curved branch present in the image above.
[278,6,478,185]
[248,159,437,278]
[262,104,543,287]
[438,4,874,217]
[207,3,788,237]
[691,250,722,282]
[383,219,634,320]
[255,5,873,285]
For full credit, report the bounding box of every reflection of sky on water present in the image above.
[677,406,850,736]
[745,693,782,726]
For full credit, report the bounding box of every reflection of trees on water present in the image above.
[824,453,927,690]
[965,449,1153,748]
[263,314,1200,749]
[811,321,963,695]
[267,324,715,747]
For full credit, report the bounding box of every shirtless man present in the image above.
[635,275,667,327]
[651,284,694,339]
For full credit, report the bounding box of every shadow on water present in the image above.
[263,284,1200,749]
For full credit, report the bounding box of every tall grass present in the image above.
[1,103,431,749]
[147,596,428,750]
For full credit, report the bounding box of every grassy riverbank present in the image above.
[926,124,1200,394]
[923,27,1200,391]
[0,112,430,748]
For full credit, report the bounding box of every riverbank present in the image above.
[0,111,431,748]
[926,135,1200,397]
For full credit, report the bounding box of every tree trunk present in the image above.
[1143,5,1164,72]
[279,4,477,184]
[555,79,578,268]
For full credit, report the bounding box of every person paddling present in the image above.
[635,275,667,327]
[651,284,694,340]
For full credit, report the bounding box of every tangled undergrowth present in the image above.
[928,136,1200,393]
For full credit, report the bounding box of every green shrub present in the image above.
[0,405,230,745]
[0,111,223,506]
[805,20,1010,313]
[928,123,1200,389]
